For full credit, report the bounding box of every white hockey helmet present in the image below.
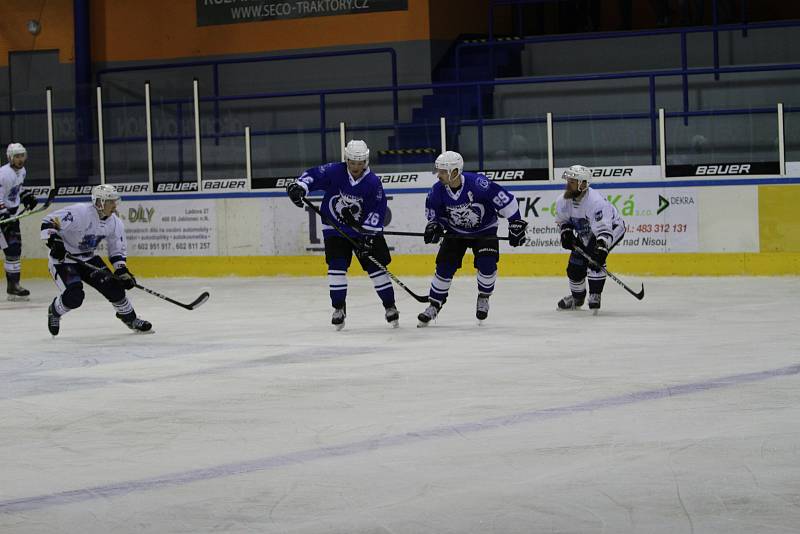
[344,140,369,163]
[561,164,592,184]
[6,143,26,161]
[434,150,464,177]
[91,184,121,206]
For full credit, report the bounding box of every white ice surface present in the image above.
[1,275,799,533]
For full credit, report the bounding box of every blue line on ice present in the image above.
[1,362,798,513]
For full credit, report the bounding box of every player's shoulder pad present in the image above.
[465,171,491,191]
[318,162,340,174]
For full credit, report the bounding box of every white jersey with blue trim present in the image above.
[425,171,521,235]
[41,203,128,268]
[555,187,624,246]
[0,163,26,213]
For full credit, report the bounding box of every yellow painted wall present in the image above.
[759,184,800,252]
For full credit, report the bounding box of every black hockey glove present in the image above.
[340,205,359,228]
[592,239,609,265]
[46,234,67,261]
[286,182,306,208]
[424,221,444,244]
[507,219,528,247]
[560,226,577,250]
[20,191,38,211]
[89,268,113,286]
[356,234,375,260]
[114,266,137,290]
[0,211,9,223]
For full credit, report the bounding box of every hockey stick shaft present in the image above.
[572,245,644,300]
[302,198,429,303]
[65,254,210,310]
[1,189,57,225]
[381,229,512,241]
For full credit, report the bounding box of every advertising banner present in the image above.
[261,186,700,255]
[666,162,780,178]
[511,188,698,253]
[116,200,218,256]
[555,165,662,182]
[196,0,408,27]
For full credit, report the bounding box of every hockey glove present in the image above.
[20,191,38,211]
[89,268,113,286]
[286,182,307,208]
[46,234,67,261]
[560,226,577,250]
[0,211,9,223]
[508,219,529,247]
[592,239,609,265]
[356,234,375,260]
[424,221,444,244]
[340,205,359,228]
[114,266,137,290]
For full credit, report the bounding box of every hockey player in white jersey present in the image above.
[555,165,626,312]
[0,143,38,300]
[41,184,152,336]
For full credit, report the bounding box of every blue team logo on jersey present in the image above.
[572,218,591,238]
[79,234,106,250]
[9,184,20,201]
[446,202,484,228]
[476,177,489,189]
[330,193,363,222]
[594,210,603,222]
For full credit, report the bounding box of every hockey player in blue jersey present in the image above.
[555,164,626,313]
[417,151,528,326]
[286,140,398,330]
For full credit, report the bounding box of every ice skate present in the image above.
[116,313,154,334]
[384,305,399,328]
[331,304,346,331]
[6,283,30,301]
[557,294,585,310]
[588,293,601,315]
[47,302,61,336]
[417,300,441,327]
[6,280,31,301]
[476,293,491,323]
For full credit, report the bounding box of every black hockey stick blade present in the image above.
[632,284,645,300]
[135,284,210,310]
[573,246,645,301]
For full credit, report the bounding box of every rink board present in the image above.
[17,177,800,277]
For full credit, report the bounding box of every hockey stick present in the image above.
[381,229,512,241]
[0,189,57,225]
[65,253,210,310]
[302,198,429,303]
[572,244,645,300]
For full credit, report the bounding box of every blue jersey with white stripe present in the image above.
[296,162,387,238]
[425,172,521,236]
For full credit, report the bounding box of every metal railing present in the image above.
[456,19,800,127]
[2,20,798,186]
[95,47,400,143]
